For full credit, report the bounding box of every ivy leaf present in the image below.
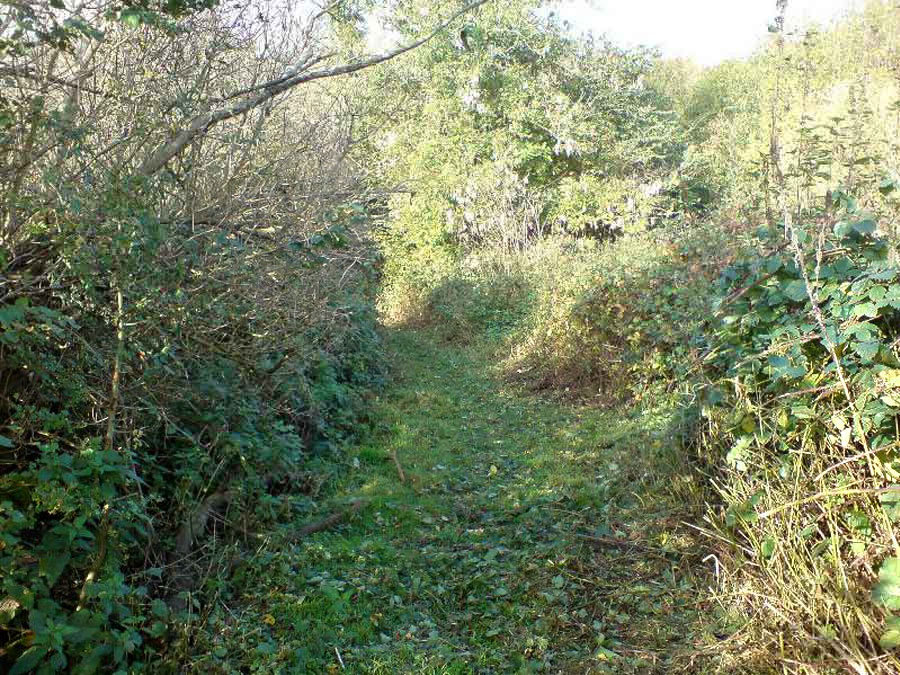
[39,549,70,587]
[768,355,789,371]
[853,302,879,318]
[726,436,752,472]
[10,646,49,675]
[768,355,807,380]
[854,341,879,362]
[0,303,27,326]
[840,426,852,447]
[873,557,900,610]
[850,322,877,341]
[870,285,888,302]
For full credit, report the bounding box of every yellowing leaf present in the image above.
[263,614,276,626]
[777,409,790,428]
[841,426,852,448]
[741,415,756,433]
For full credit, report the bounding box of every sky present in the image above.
[554,0,861,65]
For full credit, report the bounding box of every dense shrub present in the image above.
[0,205,384,672]
[0,0,469,666]
[370,2,683,323]
[504,230,721,402]
[696,199,900,669]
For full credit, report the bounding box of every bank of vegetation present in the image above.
[3,0,900,672]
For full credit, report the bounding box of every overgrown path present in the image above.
[250,329,724,673]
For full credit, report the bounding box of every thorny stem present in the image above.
[785,212,877,478]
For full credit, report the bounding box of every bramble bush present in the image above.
[695,194,900,669]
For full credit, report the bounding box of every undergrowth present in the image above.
[379,198,900,670]
[501,230,725,402]
[212,328,718,673]
[0,206,385,673]
[692,196,900,672]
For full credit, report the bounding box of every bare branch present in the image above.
[138,0,490,176]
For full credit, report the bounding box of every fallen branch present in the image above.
[293,499,366,539]
[575,533,676,554]
[390,448,406,484]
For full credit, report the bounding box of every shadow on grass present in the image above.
[411,271,534,345]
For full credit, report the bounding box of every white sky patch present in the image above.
[554,0,861,65]
[366,10,400,52]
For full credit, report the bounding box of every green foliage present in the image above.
[370,3,683,319]
[669,1,900,225]
[503,228,719,401]
[873,558,900,611]
[422,273,530,342]
[207,329,714,673]
[0,201,384,672]
[708,204,899,452]
[0,0,218,55]
[7,0,900,670]
[693,197,900,668]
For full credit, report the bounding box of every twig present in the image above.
[774,384,841,400]
[715,266,780,314]
[76,504,109,611]
[390,448,406,484]
[575,533,674,554]
[293,499,366,539]
[758,486,900,520]
[139,0,491,175]
[78,283,125,610]
[175,491,235,558]
[786,215,875,474]
[813,443,899,482]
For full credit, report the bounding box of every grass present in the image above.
[200,327,736,673]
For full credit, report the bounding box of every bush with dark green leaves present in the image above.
[0,204,383,673]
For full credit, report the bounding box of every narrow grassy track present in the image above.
[237,329,725,673]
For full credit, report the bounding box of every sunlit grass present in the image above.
[222,327,720,673]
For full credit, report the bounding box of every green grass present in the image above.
[206,329,725,673]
